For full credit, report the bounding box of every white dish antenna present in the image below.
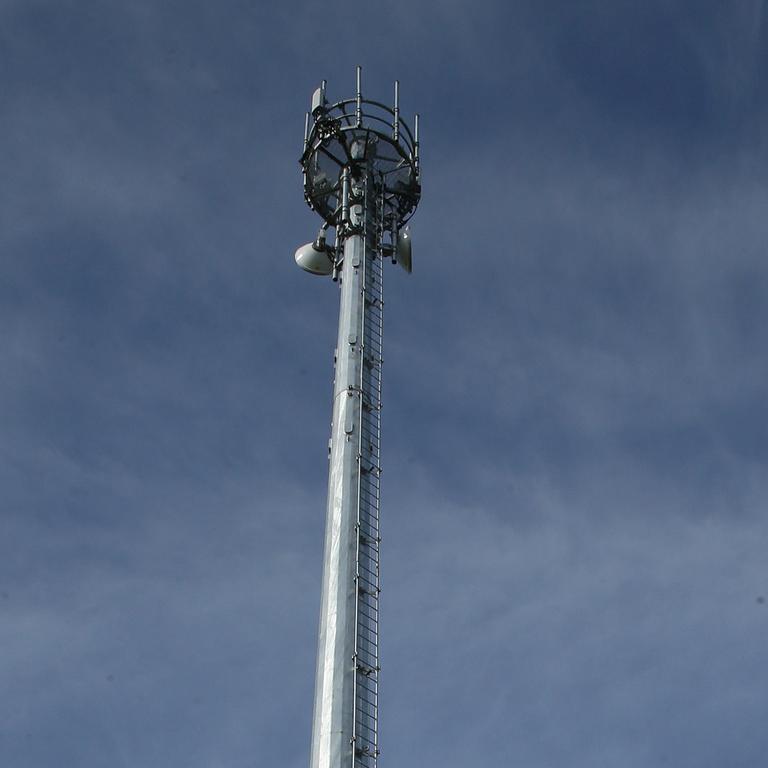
[395,227,412,273]
[295,230,334,275]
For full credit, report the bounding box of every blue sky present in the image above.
[2,1,768,766]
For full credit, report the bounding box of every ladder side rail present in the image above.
[353,173,385,768]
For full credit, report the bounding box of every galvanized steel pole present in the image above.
[310,177,369,768]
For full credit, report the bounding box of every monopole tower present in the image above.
[294,67,421,768]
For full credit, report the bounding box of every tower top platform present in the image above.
[300,68,421,228]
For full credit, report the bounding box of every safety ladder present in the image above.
[352,175,384,768]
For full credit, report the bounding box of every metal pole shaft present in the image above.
[310,174,371,768]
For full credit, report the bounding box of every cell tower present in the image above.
[294,67,421,768]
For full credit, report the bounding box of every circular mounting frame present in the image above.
[300,91,421,229]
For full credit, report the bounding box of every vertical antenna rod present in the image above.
[414,113,420,172]
[393,80,400,141]
[356,66,362,127]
